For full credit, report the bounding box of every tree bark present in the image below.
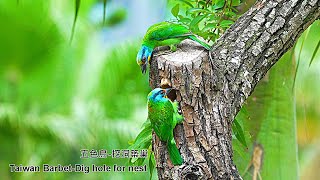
[149,0,320,179]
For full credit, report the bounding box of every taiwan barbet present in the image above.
[137,21,211,73]
[147,88,184,165]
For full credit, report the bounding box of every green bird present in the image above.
[147,88,184,165]
[137,21,211,73]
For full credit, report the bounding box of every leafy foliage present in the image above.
[309,39,320,66]
[293,27,311,90]
[241,51,298,180]
[128,119,154,179]
[170,0,241,43]
[232,108,249,149]
[293,21,320,88]
[0,1,149,179]
[233,21,320,180]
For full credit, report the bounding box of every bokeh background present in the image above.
[0,0,319,179]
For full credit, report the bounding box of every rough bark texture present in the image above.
[149,0,320,179]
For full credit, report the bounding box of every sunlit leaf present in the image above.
[293,27,310,89]
[190,14,207,28]
[235,52,298,180]
[171,4,180,17]
[202,23,217,31]
[128,120,152,150]
[179,17,191,24]
[128,119,152,164]
[309,40,320,67]
[220,20,234,27]
[212,0,225,10]
[225,11,237,17]
[208,14,219,21]
[186,7,210,15]
[176,0,194,8]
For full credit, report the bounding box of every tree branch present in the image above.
[149,0,320,179]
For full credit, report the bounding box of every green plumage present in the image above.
[147,88,184,165]
[143,22,211,50]
[137,22,211,73]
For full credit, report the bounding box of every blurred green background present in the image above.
[0,0,319,179]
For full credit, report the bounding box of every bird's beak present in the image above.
[140,64,147,74]
[164,88,172,98]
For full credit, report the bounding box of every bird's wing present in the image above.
[151,100,175,140]
[145,22,192,41]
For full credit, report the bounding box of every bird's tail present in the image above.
[167,139,183,165]
[189,35,211,50]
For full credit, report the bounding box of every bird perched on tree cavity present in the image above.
[137,21,211,73]
[147,88,184,165]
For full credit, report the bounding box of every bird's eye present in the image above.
[142,57,146,63]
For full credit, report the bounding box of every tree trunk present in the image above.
[149,0,320,179]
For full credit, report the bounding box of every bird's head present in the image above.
[136,45,153,74]
[148,88,172,102]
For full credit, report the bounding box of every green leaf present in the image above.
[186,7,210,15]
[176,0,194,8]
[212,0,225,10]
[233,117,248,148]
[179,17,191,24]
[131,157,146,166]
[149,152,156,180]
[293,27,310,90]
[234,52,298,180]
[208,14,219,21]
[220,20,234,27]
[178,15,184,19]
[190,14,207,29]
[171,4,180,17]
[198,1,207,7]
[128,122,152,150]
[225,11,237,17]
[202,23,217,31]
[255,53,298,179]
[128,119,152,164]
[70,0,81,43]
[309,40,320,67]
[231,0,241,6]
